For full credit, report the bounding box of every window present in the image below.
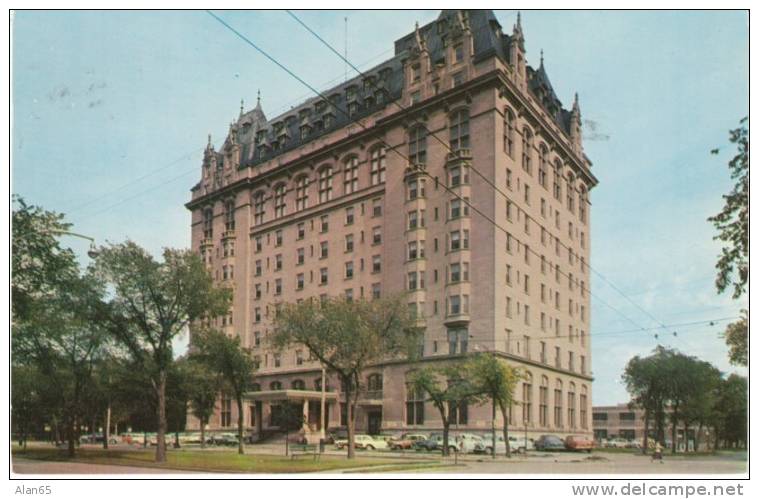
[568,384,576,428]
[407,271,418,290]
[320,267,328,285]
[504,108,516,157]
[566,172,576,212]
[297,222,305,240]
[554,381,563,427]
[448,396,468,425]
[450,198,468,219]
[454,42,464,63]
[295,176,309,211]
[411,64,421,82]
[447,327,468,353]
[580,387,588,429]
[297,248,304,265]
[449,262,469,282]
[506,168,513,189]
[343,234,354,252]
[367,374,383,398]
[254,331,261,347]
[522,375,533,424]
[320,215,329,233]
[345,261,354,279]
[449,164,469,186]
[553,159,563,201]
[253,191,265,225]
[274,183,286,218]
[292,378,305,388]
[255,236,262,252]
[449,109,470,150]
[372,198,382,217]
[406,384,425,425]
[522,127,533,174]
[345,206,354,225]
[407,178,425,200]
[224,199,235,231]
[275,254,283,271]
[370,146,386,185]
[452,72,464,87]
[408,126,427,165]
[538,144,548,188]
[254,307,261,322]
[221,394,232,427]
[274,278,282,295]
[539,376,549,427]
[318,166,333,203]
[296,273,304,290]
[372,227,381,244]
[275,229,283,246]
[449,230,468,251]
[343,156,359,194]
[201,207,214,239]
[579,186,588,223]
[372,255,382,273]
[408,211,419,229]
[371,283,381,299]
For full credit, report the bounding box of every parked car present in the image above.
[210,433,239,446]
[534,435,565,451]
[414,433,448,452]
[389,433,428,450]
[335,434,387,450]
[326,429,348,445]
[564,435,594,452]
[80,433,118,445]
[605,437,629,448]
[474,435,534,454]
[454,433,484,454]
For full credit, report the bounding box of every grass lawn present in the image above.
[12,447,433,474]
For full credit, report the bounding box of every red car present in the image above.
[564,435,594,452]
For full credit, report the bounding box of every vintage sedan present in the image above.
[389,433,428,450]
[564,435,594,452]
[534,435,565,451]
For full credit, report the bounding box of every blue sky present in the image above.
[11,10,748,405]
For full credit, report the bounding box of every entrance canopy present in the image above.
[245,389,339,403]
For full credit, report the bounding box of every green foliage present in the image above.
[711,374,747,449]
[722,310,747,367]
[93,241,231,461]
[192,328,256,454]
[272,294,420,458]
[12,196,79,323]
[709,117,748,299]
[180,356,221,433]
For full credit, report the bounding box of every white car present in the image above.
[476,435,534,454]
[354,434,388,450]
[454,433,484,454]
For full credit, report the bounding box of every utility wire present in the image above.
[285,10,685,347]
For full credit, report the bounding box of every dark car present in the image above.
[325,429,348,444]
[534,435,565,451]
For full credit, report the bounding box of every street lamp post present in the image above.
[47,229,99,258]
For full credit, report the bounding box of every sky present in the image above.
[11,10,749,405]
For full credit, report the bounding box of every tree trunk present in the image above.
[500,404,511,458]
[67,416,76,458]
[104,403,111,449]
[491,400,497,459]
[683,423,690,453]
[345,381,355,459]
[200,418,206,449]
[442,420,451,457]
[155,371,168,463]
[671,414,678,454]
[236,395,245,455]
[642,411,649,455]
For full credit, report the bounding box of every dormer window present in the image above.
[324,112,334,129]
[454,43,464,63]
[411,64,421,82]
[347,101,359,117]
[363,77,374,92]
[346,86,357,102]
[375,89,385,105]
[300,125,311,141]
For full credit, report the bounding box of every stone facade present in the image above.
[186,10,598,440]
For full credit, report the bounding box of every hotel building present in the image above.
[186,10,597,440]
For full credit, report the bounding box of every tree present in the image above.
[709,117,748,299]
[711,374,747,450]
[93,242,231,462]
[465,353,523,458]
[11,365,46,450]
[275,402,306,456]
[13,270,110,457]
[180,356,221,449]
[12,196,79,324]
[676,358,722,452]
[192,329,256,455]
[722,310,747,367]
[623,346,674,452]
[272,295,419,459]
[407,363,472,457]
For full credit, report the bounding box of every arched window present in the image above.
[224,199,236,231]
[538,144,548,188]
[522,372,533,424]
[343,156,359,195]
[318,165,333,203]
[579,185,588,223]
[370,146,386,185]
[203,207,214,238]
[253,191,266,225]
[566,172,576,213]
[449,109,470,151]
[270,381,283,390]
[568,382,577,428]
[408,126,427,166]
[295,175,309,211]
[250,383,261,392]
[552,159,563,202]
[291,379,306,390]
[580,385,588,429]
[274,183,287,218]
[539,376,549,427]
[522,126,533,174]
[554,379,563,427]
[504,108,516,157]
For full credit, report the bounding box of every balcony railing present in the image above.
[446,148,472,162]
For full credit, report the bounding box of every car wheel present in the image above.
[366,445,375,451]
[519,446,526,454]
[485,447,493,455]
[448,446,457,453]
